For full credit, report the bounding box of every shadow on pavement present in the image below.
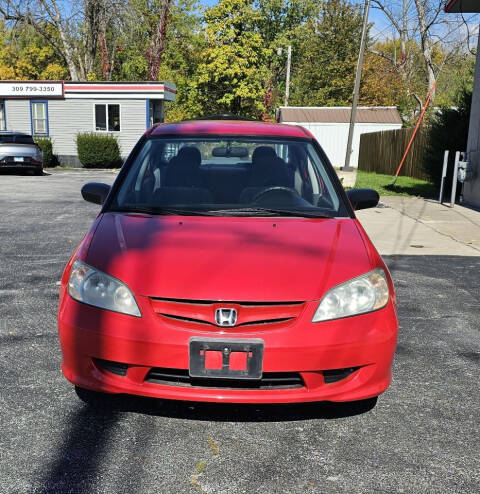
[36,406,119,494]
[76,389,378,422]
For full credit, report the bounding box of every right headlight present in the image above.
[312,268,389,322]
[68,260,141,317]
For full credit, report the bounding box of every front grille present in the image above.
[150,297,305,328]
[94,358,128,376]
[159,313,294,326]
[145,367,304,390]
[323,367,359,384]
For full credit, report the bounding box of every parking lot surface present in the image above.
[1,170,479,493]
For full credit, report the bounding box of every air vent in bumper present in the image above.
[145,367,304,389]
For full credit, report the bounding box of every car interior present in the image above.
[117,138,339,212]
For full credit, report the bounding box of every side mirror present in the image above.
[347,188,379,211]
[81,182,111,205]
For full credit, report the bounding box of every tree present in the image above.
[126,0,174,81]
[289,0,364,106]
[0,0,124,80]
[255,0,315,117]
[191,0,271,117]
[0,20,67,80]
[370,0,476,107]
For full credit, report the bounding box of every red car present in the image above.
[58,118,398,407]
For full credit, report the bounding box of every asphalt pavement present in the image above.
[0,169,479,494]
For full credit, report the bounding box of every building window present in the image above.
[95,104,120,132]
[0,100,6,130]
[31,101,48,136]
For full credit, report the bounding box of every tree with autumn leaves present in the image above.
[0,0,475,122]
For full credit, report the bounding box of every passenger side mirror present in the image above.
[347,188,379,211]
[81,182,111,205]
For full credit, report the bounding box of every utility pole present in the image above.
[285,45,292,107]
[343,0,370,171]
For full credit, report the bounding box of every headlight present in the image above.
[68,260,141,317]
[312,268,389,322]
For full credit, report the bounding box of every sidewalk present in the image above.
[357,196,480,256]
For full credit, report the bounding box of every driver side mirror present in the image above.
[81,182,111,205]
[347,188,379,211]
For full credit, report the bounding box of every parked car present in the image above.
[0,132,43,175]
[58,117,398,408]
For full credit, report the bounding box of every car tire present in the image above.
[34,168,44,176]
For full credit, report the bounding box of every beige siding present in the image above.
[5,100,31,134]
[5,98,148,158]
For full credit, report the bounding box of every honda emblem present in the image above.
[215,308,238,327]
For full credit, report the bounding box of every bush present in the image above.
[35,137,58,168]
[76,132,122,168]
[423,90,471,187]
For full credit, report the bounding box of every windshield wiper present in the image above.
[202,207,334,218]
[109,206,334,218]
[109,206,212,216]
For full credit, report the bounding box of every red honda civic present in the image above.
[58,118,398,406]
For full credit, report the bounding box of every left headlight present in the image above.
[312,268,389,322]
[68,260,141,317]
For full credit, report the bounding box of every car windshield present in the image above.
[0,134,35,144]
[111,136,345,217]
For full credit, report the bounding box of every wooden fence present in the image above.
[358,127,429,180]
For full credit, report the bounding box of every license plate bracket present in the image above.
[189,337,264,380]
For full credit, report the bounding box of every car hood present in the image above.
[84,212,374,301]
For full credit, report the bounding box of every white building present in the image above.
[446,0,480,209]
[0,81,176,166]
[276,106,402,168]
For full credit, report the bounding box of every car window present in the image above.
[0,134,35,144]
[113,136,343,217]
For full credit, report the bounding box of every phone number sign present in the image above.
[0,81,64,98]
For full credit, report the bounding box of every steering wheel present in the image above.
[252,186,299,205]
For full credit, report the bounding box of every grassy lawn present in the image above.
[352,170,437,197]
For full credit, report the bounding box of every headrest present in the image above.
[176,146,201,164]
[252,146,277,163]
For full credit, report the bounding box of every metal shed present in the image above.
[276,106,402,168]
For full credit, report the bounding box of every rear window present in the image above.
[0,134,35,144]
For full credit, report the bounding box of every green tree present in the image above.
[0,21,67,80]
[289,0,363,106]
[255,0,315,117]
[192,0,271,117]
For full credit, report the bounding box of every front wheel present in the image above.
[34,168,44,176]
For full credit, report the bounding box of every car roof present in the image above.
[147,120,313,139]
[0,131,32,136]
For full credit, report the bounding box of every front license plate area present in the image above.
[189,338,264,380]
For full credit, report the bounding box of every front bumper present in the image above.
[58,295,398,404]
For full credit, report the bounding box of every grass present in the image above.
[351,170,437,197]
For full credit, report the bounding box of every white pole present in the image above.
[450,151,460,208]
[285,45,292,107]
[439,150,449,204]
